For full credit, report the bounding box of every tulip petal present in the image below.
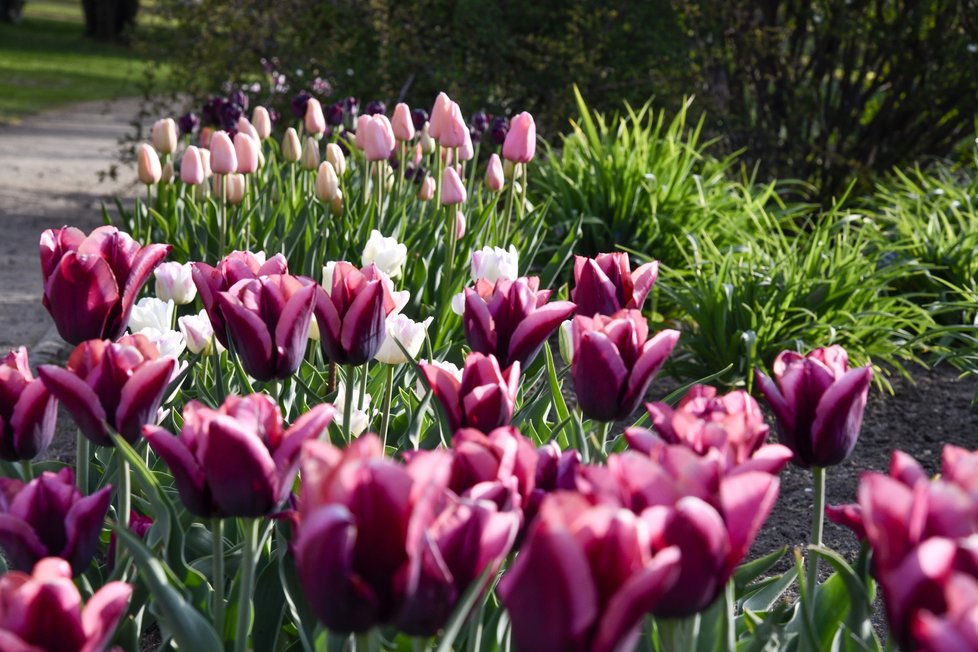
[115,358,175,444]
[8,380,56,460]
[80,581,133,652]
[0,514,47,570]
[507,300,576,369]
[573,331,628,422]
[112,243,171,340]
[63,484,113,575]
[573,259,620,317]
[421,364,463,433]
[143,425,212,517]
[43,253,119,344]
[10,571,87,650]
[719,471,780,575]
[218,292,275,381]
[272,404,336,501]
[621,329,679,416]
[39,226,85,278]
[627,261,659,311]
[462,291,497,359]
[810,366,872,466]
[340,281,386,365]
[200,415,278,517]
[273,283,317,378]
[37,366,110,446]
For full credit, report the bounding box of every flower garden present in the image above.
[1,84,978,652]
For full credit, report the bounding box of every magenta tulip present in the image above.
[40,226,171,344]
[361,114,396,161]
[420,352,519,434]
[217,274,317,381]
[0,469,111,576]
[755,345,872,467]
[570,310,679,422]
[209,130,237,174]
[572,253,659,317]
[143,394,334,518]
[502,112,536,163]
[0,557,132,652]
[38,335,175,446]
[314,263,400,365]
[463,276,575,370]
[0,347,56,461]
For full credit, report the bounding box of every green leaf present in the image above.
[734,546,788,591]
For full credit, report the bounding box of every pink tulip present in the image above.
[439,101,468,149]
[418,174,435,201]
[485,153,504,192]
[392,102,415,141]
[199,126,213,148]
[252,106,272,140]
[429,92,452,141]
[572,253,659,316]
[137,143,161,185]
[151,118,177,154]
[455,210,466,239]
[503,112,536,163]
[0,347,56,461]
[420,352,519,434]
[233,132,259,174]
[305,97,326,136]
[225,173,246,205]
[236,116,259,141]
[209,130,237,174]
[361,114,396,162]
[180,146,205,185]
[354,115,370,150]
[441,166,467,205]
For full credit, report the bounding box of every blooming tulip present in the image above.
[136,143,161,185]
[39,334,175,446]
[209,130,237,174]
[420,352,519,433]
[0,557,132,651]
[571,310,679,422]
[151,117,177,154]
[305,97,326,136]
[418,174,435,201]
[0,348,56,462]
[282,128,301,163]
[392,102,415,141]
[441,166,467,205]
[471,245,519,284]
[144,394,334,517]
[0,469,111,575]
[154,261,196,305]
[39,226,171,344]
[217,274,317,381]
[180,146,205,185]
[325,143,346,176]
[572,253,659,317]
[252,106,272,140]
[502,111,536,163]
[361,229,406,278]
[361,114,396,162]
[178,310,217,355]
[233,132,259,174]
[444,427,538,510]
[415,359,462,397]
[374,313,432,365]
[755,345,872,467]
[485,153,504,192]
[463,276,575,369]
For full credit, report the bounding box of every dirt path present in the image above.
[0,98,144,352]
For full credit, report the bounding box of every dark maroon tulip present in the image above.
[755,345,873,467]
[572,253,658,317]
[192,250,289,347]
[446,427,537,509]
[0,469,111,576]
[143,394,334,518]
[420,352,520,434]
[39,335,175,447]
[314,262,402,366]
[570,310,679,422]
[498,491,681,652]
[0,557,132,652]
[217,274,317,381]
[0,347,56,461]
[39,226,170,344]
[463,276,575,370]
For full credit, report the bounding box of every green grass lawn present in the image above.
[0,0,169,123]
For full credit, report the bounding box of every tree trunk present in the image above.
[82,0,139,41]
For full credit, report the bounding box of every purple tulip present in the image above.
[498,492,682,652]
[0,347,57,461]
[39,226,171,344]
[202,96,226,126]
[489,116,508,146]
[755,345,873,467]
[0,557,132,652]
[217,274,317,381]
[326,102,344,126]
[229,89,249,112]
[0,469,111,576]
[463,276,576,370]
[572,253,659,317]
[177,111,199,136]
[364,100,386,116]
[411,108,429,132]
[314,263,400,366]
[143,394,334,518]
[420,353,520,434]
[291,90,311,119]
[470,110,490,135]
[570,310,679,422]
[39,335,175,447]
[192,250,289,348]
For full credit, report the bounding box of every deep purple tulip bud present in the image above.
[39,226,171,344]
[0,557,132,651]
[39,334,175,447]
[572,253,659,317]
[470,110,490,134]
[489,116,508,146]
[463,276,575,370]
[202,96,224,126]
[326,102,344,126]
[291,90,311,119]
[570,310,679,422]
[218,101,243,129]
[177,111,199,136]
[411,107,429,132]
[364,100,386,116]
[0,347,56,461]
[144,394,334,518]
[420,352,519,434]
[0,469,111,575]
[755,345,872,467]
[229,89,249,112]
[217,274,317,381]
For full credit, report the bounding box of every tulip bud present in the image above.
[234,132,260,174]
[502,111,536,163]
[392,102,416,141]
[441,166,467,205]
[178,146,204,186]
[226,173,246,205]
[331,189,344,216]
[151,117,178,154]
[154,261,197,305]
[252,106,272,140]
[301,136,320,171]
[315,161,340,203]
[282,127,301,163]
[325,143,346,176]
[200,126,214,148]
[374,313,432,365]
[419,121,436,154]
[418,174,435,201]
[137,143,162,185]
[209,131,237,174]
[160,161,173,184]
[199,148,212,179]
[471,245,519,283]
[558,319,574,365]
[485,153,504,192]
[354,114,370,150]
[429,92,451,140]
[363,115,397,162]
[503,159,522,180]
[305,97,326,136]
[458,128,474,162]
[439,101,468,149]
[455,210,466,239]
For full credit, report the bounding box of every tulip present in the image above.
[471,244,519,283]
[154,261,196,305]
[455,210,466,239]
[458,128,475,162]
[392,102,415,141]
[178,310,217,355]
[144,394,334,518]
[354,115,370,150]
[137,143,161,185]
[0,348,56,461]
[444,426,538,509]
[441,166,467,205]
[39,225,171,344]
[209,130,237,174]
[0,557,132,651]
[252,106,272,140]
[127,296,174,334]
[331,189,344,216]
[572,253,659,317]
[332,380,371,437]
[415,359,462,397]
[138,327,186,360]
[225,173,246,205]
[199,148,212,179]
[502,111,536,163]
[305,97,326,136]
[361,229,407,278]
[39,334,175,447]
[438,102,468,149]
[216,274,317,381]
[755,345,872,468]
[233,132,259,174]
[419,121,436,154]
[485,153,504,192]
[160,162,174,184]
[418,174,435,201]
[282,127,301,163]
[0,469,111,575]
[463,276,575,370]
[429,92,452,141]
[199,126,213,148]
[361,114,396,162]
[314,161,340,203]
[151,117,178,154]
[236,116,259,141]
[301,136,320,171]
[571,310,679,422]
[178,111,199,137]
[498,493,681,652]
[325,143,346,176]
[421,352,519,433]
[180,146,205,185]
[374,313,432,365]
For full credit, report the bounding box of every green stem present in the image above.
[20,459,32,482]
[502,164,517,243]
[380,364,395,449]
[212,518,226,641]
[723,579,736,651]
[444,203,458,305]
[598,421,613,456]
[76,429,89,493]
[116,453,131,567]
[234,518,261,652]
[358,361,369,411]
[219,174,227,258]
[343,365,355,443]
[807,466,826,607]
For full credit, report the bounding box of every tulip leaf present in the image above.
[253,551,286,652]
[740,566,797,613]
[544,342,571,424]
[540,213,583,290]
[808,545,881,651]
[434,566,495,652]
[276,521,317,652]
[114,525,223,652]
[734,546,788,591]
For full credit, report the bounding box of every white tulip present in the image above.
[178,310,217,355]
[154,261,197,305]
[129,297,174,333]
[471,245,519,284]
[362,230,408,278]
[374,314,432,365]
[334,381,372,437]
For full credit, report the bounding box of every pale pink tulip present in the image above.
[392,102,415,141]
[305,98,326,136]
[362,115,396,161]
[486,153,504,192]
[234,132,260,174]
[209,131,237,174]
[252,106,272,140]
[441,167,467,205]
[137,143,162,185]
